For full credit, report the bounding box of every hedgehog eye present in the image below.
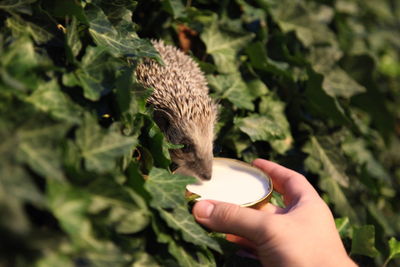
[181,143,194,153]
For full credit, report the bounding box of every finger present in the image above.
[226,234,256,250]
[252,159,319,207]
[260,202,285,214]
[193,200,270,244]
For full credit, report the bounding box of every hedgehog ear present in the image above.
[153,109,172,132]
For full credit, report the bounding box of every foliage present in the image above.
[0,0,399,266]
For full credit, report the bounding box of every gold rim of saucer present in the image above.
[190,157,274,209]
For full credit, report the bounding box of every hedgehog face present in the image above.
[169,126,214,181]
[154,109,215,181]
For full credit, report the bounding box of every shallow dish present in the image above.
[186,157,273,209]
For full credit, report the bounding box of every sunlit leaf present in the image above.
[208,73,254,110]
[201,16,253,73]
[6,15,53,44]
[335,217,351,238]
[351,225,379,257]
[235,114,285,142]
[388,237,400,260]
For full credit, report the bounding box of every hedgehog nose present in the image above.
[201,172,212,180]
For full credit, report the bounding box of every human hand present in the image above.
[192,159,357,267]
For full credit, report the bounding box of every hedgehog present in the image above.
[135,40,218,180]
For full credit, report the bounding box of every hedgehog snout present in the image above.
[197,157,213,181]
[199,171,211,181]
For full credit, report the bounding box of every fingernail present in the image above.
[196,201,215,218]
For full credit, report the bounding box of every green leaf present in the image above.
[89,190,150,234]
[246,79,269,99]
[25,79,82,124]
[201,16,254,73]
[259,95,293,153]
[85,4,161,61]
[43,0,88,24]
[269,0,336,47]
[35,251,74,267]
[335,217,351,238]
[305,70,351,126]
[234,114,285,142]
[341,137,391,182]
[131,252,161,267]
[152,216,217,266]
[207,73,254,110]
[145,168,221,253]
[6,15,53,44]
[16,119,70,181]
[163,0,187,19]
[46,180,126,262]
[158,206,222,253]
[351,225,379,257]
[388,237,400,260]
[245,42,292,79]
[65,16,83,62]
[0,0,36,11]
[305,136,350,187]
[145,168,196,209]
[319,178,359,224]
[321,67,366,98]
[67,46,119,101]
[76,114,138,172]
[0,36,42,92]
[147,124,172,168]
[167,240,217,267]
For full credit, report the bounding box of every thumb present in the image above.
[193,200,269,244]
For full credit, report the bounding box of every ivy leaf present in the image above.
[46,180,126,264]
[259,95,293,154]
[269,0,337,48]
[6,15,53,44]
[152,216,217,266]
[351,225,379,257]
[158,206,222,253]
[305,70,351,126]
[0,0,36,11]
[25,79,82,124]
[246,79,269,99]
[88,182,150,234]
[65,16,83,62]
[145,168,221,253]
[245,42,293,80]
[319,177,359,224]
[201,16,254,73]
[208,73,254,110]
[163,0,187,19]
[388,237,400,260]
[16,117,70,181]
[341,137,391,182]
[335,217,351,238]
[167,240,217,267]
[145,168,196,209]
[76,114,138,173]
[321,67,366,98]
[85,4,161,61]
[62,46,119,101]
[234,114,285,142]
[0,36,41,93]
[305,136,350,187]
